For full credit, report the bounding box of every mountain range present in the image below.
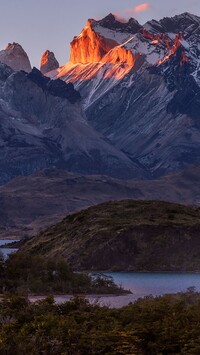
[0,12,200,238]
[0,62,144,184]
[49,12,200,177]
[1,12,200,180]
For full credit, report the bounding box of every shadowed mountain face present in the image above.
[1,165,200,239]
[0,11,200,233]
[50,12,200,177]
[0,12,199,184]
[0,64,147,184]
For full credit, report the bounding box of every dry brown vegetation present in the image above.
[21,200,200,272]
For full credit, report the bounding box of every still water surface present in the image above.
[99,272,200,307]
[32,272,200,308]
[2,239,200,308]
[0,239,18,258]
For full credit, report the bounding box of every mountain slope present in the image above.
[0,64,146,183]
[21,200,200,271]
[49,12,200,177]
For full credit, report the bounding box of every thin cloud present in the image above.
[113,12,128,23]
[129,3,152,14]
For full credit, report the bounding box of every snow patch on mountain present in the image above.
[93,24,132,45]
[45,12,200,177]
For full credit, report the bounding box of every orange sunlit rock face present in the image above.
[102,46,136,66]
[70,20,118,64]
[41,50,49,66]
[141,29,174,51]
[155,33,188,66]
[141,29,189,66]
[65,23,189,83]
[40,50,59,74]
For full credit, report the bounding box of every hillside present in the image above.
[21,200,200,272]
[1,165,200,239]
[0,64,144,185]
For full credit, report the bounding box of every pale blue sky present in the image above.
[0,0,199,67]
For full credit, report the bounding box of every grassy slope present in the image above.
[1,165,200,239]
[21,200,200,272]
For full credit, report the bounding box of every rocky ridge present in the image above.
[48,12,200,177]
[40,50,59,74]
[0,12,200,183]
[0,63,145,184]
[0,43,31,72]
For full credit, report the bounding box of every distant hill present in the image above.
[21,200,200,272]
[1,165,200,239]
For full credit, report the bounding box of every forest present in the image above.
[0,252,125,295]
[1,288,200,354]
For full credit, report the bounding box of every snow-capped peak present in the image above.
[48,11,200,104]
[96,13,141,33]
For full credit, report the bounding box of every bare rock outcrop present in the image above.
[40,50,59,74]
[0,43,31,72]
[70,20,118,64]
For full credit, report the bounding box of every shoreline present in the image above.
[86,270,200,274]
[0,291,131,303]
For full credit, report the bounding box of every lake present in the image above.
[99,272,200,307]
[0,239,18,259]
[30,272,200,308]
[1,239,200,308]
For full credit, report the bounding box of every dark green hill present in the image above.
[21,200,200,271]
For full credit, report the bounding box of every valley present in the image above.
[1,6,200,354]
[0,10,200,277]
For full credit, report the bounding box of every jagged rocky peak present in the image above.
[40,50,59,74]
[160,12,200,33]
[70,18,118,64]
[96,13,142,33]
[97,13,116,27]
[127,17,142,32]
[50,11,200,179]
[143,19,166,34]
[69,13,142,65]
[145,12,200,39]
[0,42,31,72]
